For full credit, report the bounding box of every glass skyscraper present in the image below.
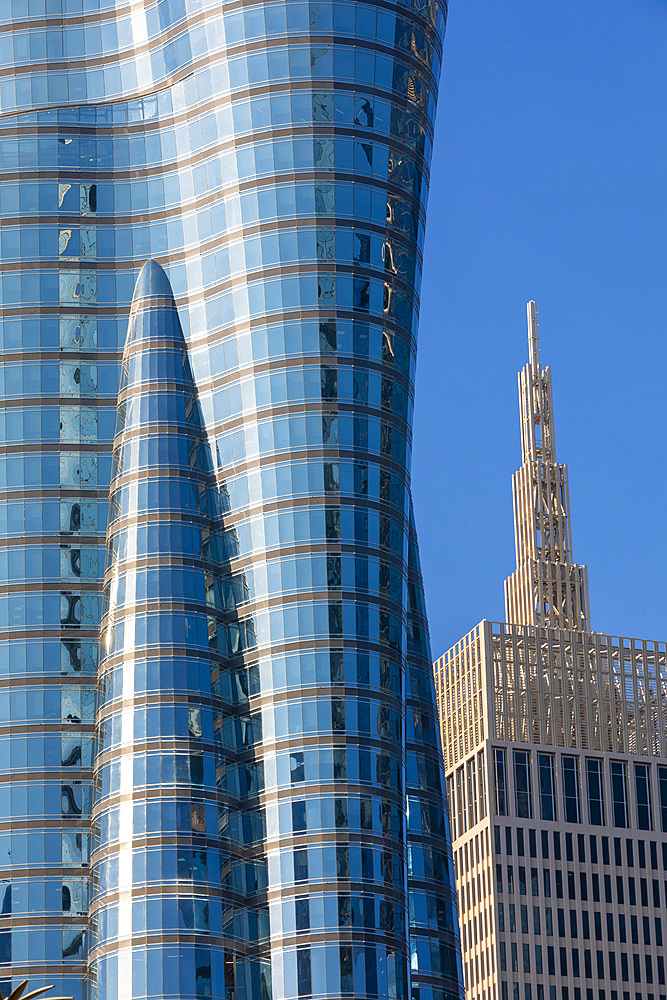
[0,3,462,1000]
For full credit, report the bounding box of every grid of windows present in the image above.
[474,742,667,999]
[448,748,667,1000]
[454,827,496,1000]
[448,748,487,839]
[494,822,667,998]
[490,748,667,835]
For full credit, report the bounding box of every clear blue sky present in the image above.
[414,0,667,656]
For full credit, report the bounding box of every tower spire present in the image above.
[504,301,590,631]
[527,298,540,371]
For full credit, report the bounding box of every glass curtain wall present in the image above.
[0,2,462,999]
[87,260,270,1000]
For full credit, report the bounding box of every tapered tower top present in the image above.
[527,299,540,371]
[133,259,174,301]
[504,302,590,631]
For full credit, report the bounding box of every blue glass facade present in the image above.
[0,2,462,999]
[89,261,270,1000]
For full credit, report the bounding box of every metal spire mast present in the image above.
[504,301,590,631]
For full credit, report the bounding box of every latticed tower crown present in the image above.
[504,301,591,630]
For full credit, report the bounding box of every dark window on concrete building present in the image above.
[634,763,653,831]
[586,758,605,825]
[514,750,533,819]
[562,756,581,823]
[538,753,556,820]
[611,761,629,828]
[495,748,508,816]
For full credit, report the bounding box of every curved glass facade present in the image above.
[89,260,269,1000]
[0,2,462,1000]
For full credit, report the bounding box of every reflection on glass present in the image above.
[585,758,605,826]
[561,756,581,824]
[538,753,556,821]
[513,750,533,820]
[610,760,629,828]
[494,748,508,816]
[634,763,653,831]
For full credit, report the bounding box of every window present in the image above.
[456,765,465,833]
[658,767,667,832]
[590,835,598,863]
[523,942,531,973]
[494,748,508,816]
[514,750,533,819]
[555,870,563,898]
[467,755,479,828]
[538,753,557,820]
[634,764,653,830]
[606,912,614,941]
[553,831,561,859]
[577,833,586,862]
[446,776,456,838]
[586,758,605,825]
[610,761,629,828]
[478,748,487,820]
[602,836,610,865]
[297,948,311,996]
[562,756,581,823]
[529,829,537,857]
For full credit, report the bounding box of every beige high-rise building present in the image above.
[433,303,667,1000]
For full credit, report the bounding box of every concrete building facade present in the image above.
[434,303,667,1000]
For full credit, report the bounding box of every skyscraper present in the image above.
[0,4,462,1000]
[434,303,667,1000]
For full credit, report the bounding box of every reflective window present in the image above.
[513,750,532,819]
[634,763,653,831]
[585,758,605,826]
[467,756,478,829]
[610,760,629,828]
[494,748,508,816]
[658,766,667,832]
[537,753,556,821]
[561,756,581,824]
